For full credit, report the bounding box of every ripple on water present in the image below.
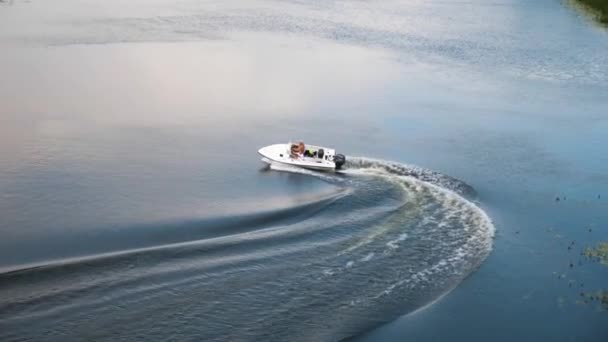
[0,157,494,341]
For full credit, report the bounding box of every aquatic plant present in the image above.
[580,290,608,309]
[584,242,608,265]
[574,0,608,24]
[602,291,608,307]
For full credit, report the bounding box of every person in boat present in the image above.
[303,147,315,158]
[290,142,305,159]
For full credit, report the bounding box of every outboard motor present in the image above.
[334,154,346,170]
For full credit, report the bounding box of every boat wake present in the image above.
[0,157,494,342]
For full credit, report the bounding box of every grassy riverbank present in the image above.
[576,0,608,23]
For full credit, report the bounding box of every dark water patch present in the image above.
[0,188,348,274]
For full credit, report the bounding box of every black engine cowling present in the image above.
[334,153,346,169]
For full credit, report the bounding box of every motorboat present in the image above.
[258,142,346,171]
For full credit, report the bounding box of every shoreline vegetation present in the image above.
[574,0,608,24]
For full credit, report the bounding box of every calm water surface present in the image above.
[1,0,607,341]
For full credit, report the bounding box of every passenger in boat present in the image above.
[290,142,305,159]
[304,148,315,158]
[290,144,299,158]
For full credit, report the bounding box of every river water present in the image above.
[1,0,607,341]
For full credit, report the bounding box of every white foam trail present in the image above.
[266,155,496,316]
[386,232,408,249]
[345,156,477,196]
[360,253,375,262]
[271,156,495,260]
[322,269,334,276]
[347,158,495,250]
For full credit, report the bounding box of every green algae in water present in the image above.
[602,292,608,307]
[567,0,608,26]
[580,242,608,311]
[584,242,608,265]
[580,290,608,310]
[577,0,608,23]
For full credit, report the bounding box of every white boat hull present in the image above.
[258,144,340,171]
